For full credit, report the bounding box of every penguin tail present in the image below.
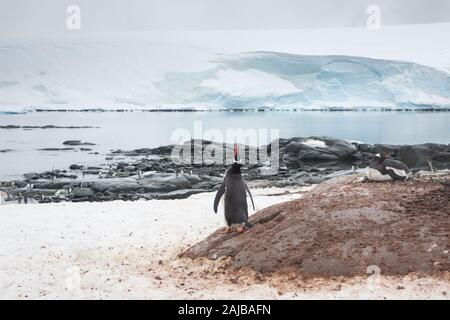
[244,221,254,229]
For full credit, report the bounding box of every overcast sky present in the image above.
[1,0,450,37]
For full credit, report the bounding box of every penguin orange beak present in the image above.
[234,144,239,162]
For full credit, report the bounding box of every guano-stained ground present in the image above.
[184,173,450,278]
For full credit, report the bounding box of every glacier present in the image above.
[155,51,450,109]
[1,31,450,111]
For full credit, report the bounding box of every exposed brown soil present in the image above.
[183,173,450,278]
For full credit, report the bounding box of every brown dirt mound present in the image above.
[183,174,450,278]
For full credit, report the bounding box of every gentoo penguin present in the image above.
[366,154,411,181]
[213,144,255,233]
[0,190,8,204]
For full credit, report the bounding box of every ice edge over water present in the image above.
[1,39,450,113]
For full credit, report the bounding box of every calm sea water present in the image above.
[1,111,449,179]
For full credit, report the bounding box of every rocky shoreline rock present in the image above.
[62,140,96,146]
[0,125,98,129]
[1,136,449,204]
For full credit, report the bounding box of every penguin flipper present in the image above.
[213,182,226,213]
[245,183,255,211]
[385,168,407,181]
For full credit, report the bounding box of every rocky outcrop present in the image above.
[2,136,449,204]
[280,137,361,169]
[0,125,97,129]
[183,173,450,278]
[374,143,450,170]
[62,140,95,146]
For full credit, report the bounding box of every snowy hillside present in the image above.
[1,23,450,111]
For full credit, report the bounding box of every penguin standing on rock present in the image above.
[366,153,411,181]
[213,144,255,233]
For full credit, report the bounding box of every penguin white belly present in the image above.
[366,167,392,181]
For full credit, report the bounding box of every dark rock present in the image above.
[86,166,102,170]
[23,171,77,180]
[87,179,143,194]
[23,189,58,197]
[0,125,21,129]
[33,181,71,190]
[374,143,450,170]
[157,189,208,200]
[69,164,85,170]
[62,140,95,146]
[280,137,362,170]
[38,147,75,151]
[0,125,97,130]
[138,173,194,192]
[72,188,95,198]
[356,143,375,153]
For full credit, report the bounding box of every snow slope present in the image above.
[1,187,448,299]
[1,23,450,111]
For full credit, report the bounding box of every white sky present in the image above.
[1,0,450,37]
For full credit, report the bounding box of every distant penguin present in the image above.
[0,190,8,204]
[213,144,255,233]
[366,154,411,181]
[426,159,436,173]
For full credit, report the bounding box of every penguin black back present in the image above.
[213,145,255,228]
[367,153,410,181]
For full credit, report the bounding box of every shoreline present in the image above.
[3,108,450,114]
[1,136,449,204]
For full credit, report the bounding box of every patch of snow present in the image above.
[199,68,298,97]
[0,188,303,299]
[302,139,328,148]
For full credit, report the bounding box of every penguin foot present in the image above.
[219,227,232,234]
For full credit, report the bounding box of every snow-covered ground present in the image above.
[0,186,448,300]
[1,23,450,111]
